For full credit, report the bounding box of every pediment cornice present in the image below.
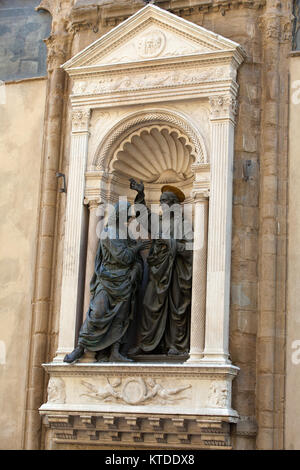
[62,4,245,78]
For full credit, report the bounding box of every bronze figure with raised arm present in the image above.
[129,179,193,357]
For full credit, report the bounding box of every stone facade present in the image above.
[0,0,298,450]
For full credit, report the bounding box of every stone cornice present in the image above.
[42,361,239,378]
[191,162,210,199]
[63,5,245,72]
[67,1,267,31]
[67,53,242,79]
[62,5,245,114]
[67,4,101,33]
[40,408,236,449]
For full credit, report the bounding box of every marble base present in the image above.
[40,361,239,449]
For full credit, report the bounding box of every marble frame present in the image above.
[40,5,245,448]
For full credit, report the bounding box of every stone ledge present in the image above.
[41,410,234,449]
[43,360,239,377]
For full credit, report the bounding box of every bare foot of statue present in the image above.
[127,346,142,356]
[167,347,181,356]
[64,345,84,363]
[95,350,109,362]
[109,343,134,363]
[167,348,189,357]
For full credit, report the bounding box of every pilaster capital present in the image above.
[84,197,101,210]
[72,108,91,133]
[191,187,210,202]
[259,13,281,40]
[209,94,238,123]
[258,3,294,43]
[191,162,210,174]
[191,163,210,201]
[45,34,70,72]
[281,15,294,43]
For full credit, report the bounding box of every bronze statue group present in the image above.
[64,180,193,364]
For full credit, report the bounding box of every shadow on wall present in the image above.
[0,0,51,82]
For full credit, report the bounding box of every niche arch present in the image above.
[93,108,209,173]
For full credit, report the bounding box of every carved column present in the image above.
[202,95,237,364]
[24,27,72,448]
[54,108,91,362]
[256,0,291,450]
[188,164,209,363]
[82,198,101,321]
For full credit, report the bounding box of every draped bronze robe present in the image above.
[78,228,143,352]
[135,193,193,354]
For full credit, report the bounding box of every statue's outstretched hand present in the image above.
[129,178,144,193]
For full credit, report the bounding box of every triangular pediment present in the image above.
[63,4,244,73]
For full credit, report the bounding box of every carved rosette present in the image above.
[209,95,238,123]
[136,30,166,58]
[72,108,91,133]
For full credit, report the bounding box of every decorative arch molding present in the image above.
[93,109,209,171]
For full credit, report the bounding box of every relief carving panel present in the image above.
[80,377,192,405]
[136,30,166,58]
[72,65,232,96]
[47,377,66,404]
[206,382,229,408]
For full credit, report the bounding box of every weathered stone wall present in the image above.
[0,77,47,449]
[286,53,300,450]
[203,9,262,449]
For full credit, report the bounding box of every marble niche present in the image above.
[40,4,245,449]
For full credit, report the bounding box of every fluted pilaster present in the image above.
[202,94,236,363]
[54,108,91,361]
